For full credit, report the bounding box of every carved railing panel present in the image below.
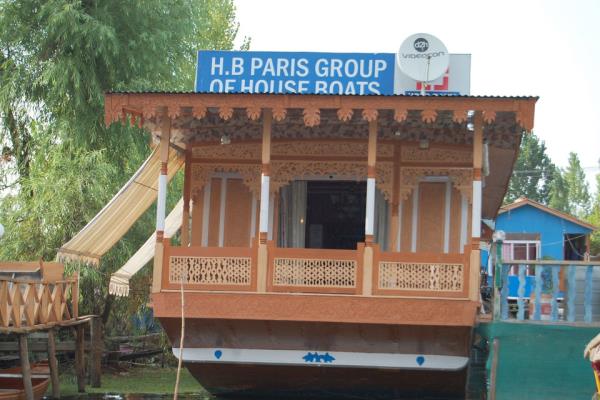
[268,246,362,295]
[0,279,77,329]
[378,262,463,292]
[163,244,256,291]
[169,256,252,286]
[373,250,469,298]
[273,258,357,288]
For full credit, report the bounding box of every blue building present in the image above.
[485,197,596,298]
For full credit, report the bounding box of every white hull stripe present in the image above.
[172,348,468,371]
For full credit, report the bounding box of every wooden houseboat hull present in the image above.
[160,317,472,399]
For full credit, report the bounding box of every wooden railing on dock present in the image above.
[497,260,600,323]
[0,277,78,329]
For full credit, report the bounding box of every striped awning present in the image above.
[109,198,183,297]
[57,147,183,265]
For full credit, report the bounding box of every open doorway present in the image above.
[564,234,587,261]
[305,181,366,249]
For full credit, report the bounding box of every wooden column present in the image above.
[257,109,272,293]
[390,144,401,252]
[469,111,484,302]
[362,115,378,296]
[75,325,85,393]
[365,118,378,243]
[48,329,60,398]
[181,148,191,247]
[152,112,171,293]
[89,317,102,388]
[19,334,34,400]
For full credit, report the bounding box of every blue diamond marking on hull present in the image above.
[303,351,336,363]
[214,350,222,360]
[416,355,425,366]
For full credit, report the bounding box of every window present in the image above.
[502,240,540,275]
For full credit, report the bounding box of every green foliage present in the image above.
[548,167,570,213]
[563,152,591,218]
[588,160,600,256]
[548,152,591,218]
[0,0,246,335]
[505,133,555,204]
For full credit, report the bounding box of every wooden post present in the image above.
[89,317,102,387]
[469,111,483,302]
[19,334,34,400]
[153,111,171,293]
[47,329,60,398]
[181,148,191,247]
[489,338,499,400]
[257,109,272,293]
[362,114,378,296]
[75,325,85,393]
[390,144,401,252]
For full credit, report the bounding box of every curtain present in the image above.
[278,181,307,248]
[375,189,389,251]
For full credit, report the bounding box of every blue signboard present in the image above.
[196,51,396,95]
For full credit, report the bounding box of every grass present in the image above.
[54,365,209,397]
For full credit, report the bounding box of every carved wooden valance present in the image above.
[105,93,537,132]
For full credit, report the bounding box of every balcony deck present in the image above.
[153,241,479,327]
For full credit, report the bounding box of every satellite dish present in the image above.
[397,33,450,84]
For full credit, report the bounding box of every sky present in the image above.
[234,0,600,192]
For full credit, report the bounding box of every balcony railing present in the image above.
[162,241,473,299]
[497,260,600,323]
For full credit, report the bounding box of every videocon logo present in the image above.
[413,38,429,53]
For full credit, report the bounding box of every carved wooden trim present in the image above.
[219,106,234,120]
[376,162,393,201]
[303,108,320,127]
[399,167,472,201]
[401,146,472,164]
[246,106,261,121]
[337,108,353,122]
[394,108,408,123]
[270,161,366,193]
[421,109,438,124]
[483,110,497,124]
[272,106,287,122]
[452,109,469,123]
[190,163,261,199]
[192,143,261,160]
[269,141,393,158]
[362,108,378,122]
[192,105,207,119]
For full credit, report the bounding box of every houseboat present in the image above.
[68,48,537,398]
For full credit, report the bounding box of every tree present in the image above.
[563,152,591,218]
[505,132,555,204]
[548,167,570,213]
[588,159,600,256]
[0,0,247,335]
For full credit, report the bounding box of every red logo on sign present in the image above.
[416,68,449,91]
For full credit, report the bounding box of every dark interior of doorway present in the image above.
[564,233,586,261]
[305,181,366,250]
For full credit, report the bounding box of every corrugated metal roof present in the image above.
[106,90,538,99]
